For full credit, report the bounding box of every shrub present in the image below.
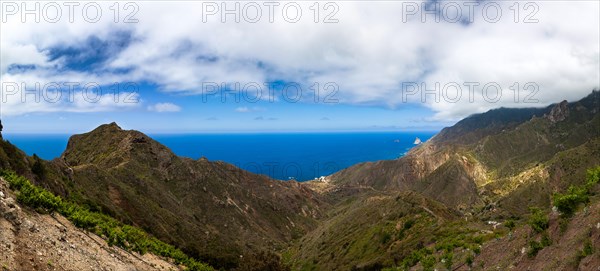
[442,252,453,270]
[586,166,600,188]
[574,240,594,265]
[380,231,392,244]
[540,233,552,247]
[403,219,415,230]
[528,208,549,233]
[527,233,551,258]
[421,255,435,271]
[465,254,474,267]
[553,186,589,216]
[528,240,543,257]
[31,154,46,180]
[583,240,594,255]
[553,166,600,217]
[504,219,516,231]
[400,248,432,269]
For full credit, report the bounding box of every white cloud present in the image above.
[235,107,250,113]
[1,1,598,120]
[147,103,181,112]
[0,89,140,117]
[235,106,265,113]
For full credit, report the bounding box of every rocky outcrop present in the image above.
[546,100,569,123]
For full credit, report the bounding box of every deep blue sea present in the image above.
[3,132,436,181]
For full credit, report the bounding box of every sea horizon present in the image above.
[3,131,437,181]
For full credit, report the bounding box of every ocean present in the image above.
[3,132,436,181]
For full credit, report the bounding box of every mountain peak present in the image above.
[62,123,174,168]
[546,100,569,123]
[95,122,123,132]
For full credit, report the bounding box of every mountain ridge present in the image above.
[53,121,327,270]
[1,90,598,270]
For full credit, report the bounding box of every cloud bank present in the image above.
[1,1,598,120]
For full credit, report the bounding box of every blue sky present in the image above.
[1,1,598,134]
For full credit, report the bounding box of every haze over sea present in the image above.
[3,132,435,181]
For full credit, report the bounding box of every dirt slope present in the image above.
[0,177,179,271]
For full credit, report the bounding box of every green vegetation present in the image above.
[573,239,595,266]
[441,252,453,269]
[465,254,474,267]
[553,166,600,216]
[553,186,589,216]
[582,240,594,255]
[390,220,493,270]
[528,233,552,257]
[528,207,549,233]
[395,219,415,240]
[420,255,435,271]
[398,248,434,269]
[0,170,213,271]
[526,206,552,258]
[587,166,600,188]
[31,154,46,180]
[504,219,516,231]
[524,167,599,259]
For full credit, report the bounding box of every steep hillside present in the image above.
[286,191,461,270]
[430,106,550,146]
[0,175,181,271]
[327,91,600,215]
[53,123,326,270]
[293,91,599,270]
[467,167,600,270]
[468,200,600,270]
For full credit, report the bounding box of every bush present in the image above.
[442,252,453,270]
[553,166,600,217]
[31,154,46,180]
[528,208,549,233]
[504,219,516,231]
[527,233,551,258]
[400,248,432,269]
[403,219,415,230]
[540,233,552,247]
[528,240,543,257]
[465,254,474,267]
[583,240,594,256]
[380,230,392,244]
[553,186,589,216]
[421,255,435,271]
[586,166,600,188]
